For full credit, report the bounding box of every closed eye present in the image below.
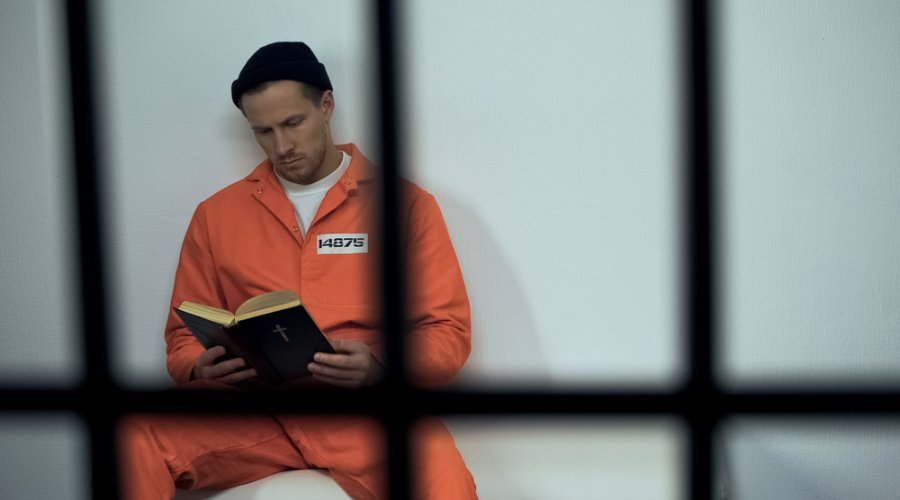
[283,114,305,128]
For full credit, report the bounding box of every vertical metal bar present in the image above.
[64,0,120,498]
[374,0,412,499]
[683,0,717,395]
[681,0,718,498]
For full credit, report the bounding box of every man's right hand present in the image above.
[192,346,257,385]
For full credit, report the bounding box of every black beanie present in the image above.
[231,41,333,108]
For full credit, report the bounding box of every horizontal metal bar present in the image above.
[2,387,900,416]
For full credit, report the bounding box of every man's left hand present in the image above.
[308,339,384,388]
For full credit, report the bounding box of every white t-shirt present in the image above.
[275,151,352,236]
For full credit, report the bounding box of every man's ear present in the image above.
[321,90,335,121]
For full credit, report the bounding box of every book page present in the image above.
[235,289,302,321]
[177,302,235,326]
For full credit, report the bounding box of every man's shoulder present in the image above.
[339,143,433,203]
[196,160,271,209]
[396,178,451,233]
[399,176,438,206]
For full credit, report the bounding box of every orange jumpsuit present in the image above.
[119,144,476,499]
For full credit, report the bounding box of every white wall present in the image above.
[716,1,900,498]
[0,413,88,500]
[0,1,88,496]
[0,0,80,386]
[3,0,900,499]
[723,418,900,500]
[403,0,682,390]
[719,0,900,390]
[447,416,684,500]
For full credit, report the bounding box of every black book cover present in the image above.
[173,309,240,361]
[232,305,334,385]
[175,305,334,387]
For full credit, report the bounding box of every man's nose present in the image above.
[273,130,293,156]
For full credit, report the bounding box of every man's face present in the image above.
[241,80,335,185]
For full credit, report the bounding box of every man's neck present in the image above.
[320,145,343,180]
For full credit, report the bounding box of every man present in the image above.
[119,42,477,500]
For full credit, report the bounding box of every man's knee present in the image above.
[412,419,477,499]
[117,415,178,500]
[119,415,161,461]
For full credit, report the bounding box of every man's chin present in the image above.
[276,164,315,184]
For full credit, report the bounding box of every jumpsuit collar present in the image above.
[243,143,377,245]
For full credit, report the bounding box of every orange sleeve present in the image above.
[164,204,226,384]
[404,191,472,388]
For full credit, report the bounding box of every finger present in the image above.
[313,352,362,369]
[217,368,257,385]
[203,357,247,379]
[308,362,362,381]
[197,346,227,367]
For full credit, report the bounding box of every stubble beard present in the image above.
[277,138,328,185]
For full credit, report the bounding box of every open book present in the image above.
[174,289,334,387]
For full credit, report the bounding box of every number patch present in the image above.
[317,233,368,254]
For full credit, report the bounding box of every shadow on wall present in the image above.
[434,191,550,391]
[220,112,266,178]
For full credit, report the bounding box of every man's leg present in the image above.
[280,415,476,500]
[118,413,309,500]
[277,415,386,500]
[411,418,478,500]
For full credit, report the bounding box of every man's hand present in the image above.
[308,339,384,388]
[192,346,257,385]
